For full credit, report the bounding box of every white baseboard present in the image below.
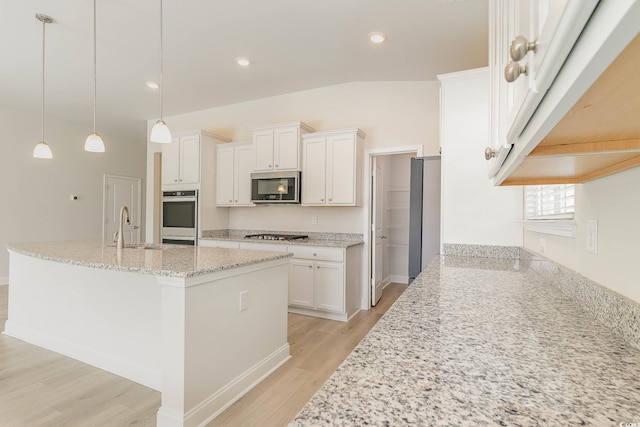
[389,275,409,285]
[156,343,291,427]
[3,321,161,391]
[0,276,8,285]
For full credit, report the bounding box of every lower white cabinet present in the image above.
[199,239,240,249]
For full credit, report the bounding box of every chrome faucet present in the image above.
[115,205,130,249]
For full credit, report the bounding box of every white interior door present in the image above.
[104,175,141,245]
[371,160,385,306]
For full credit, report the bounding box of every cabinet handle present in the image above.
[504,61,528,83]
[313,253,317,256]
[329,198,332,201]
[268,164,272,168]
[320,198,324,202]
[235,200,238,203]
[275,164,279,167]
[308,265,312,269]
[229,199,233,202]
[484,147,496,160]
[317,266,320,269]
[510,35,537,62]
[174,179,178,182]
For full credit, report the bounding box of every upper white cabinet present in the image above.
[301,129,365,206]
[490,0,640,185]
[487,0,599,177]
[162,130,230,190]
[253,122,314,172]
[216,142,255,207]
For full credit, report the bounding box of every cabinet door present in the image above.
[314,262,344,313]
[274,126,300,170]
[289,260,315,308]
[180,135,201,185]
[161,138,181,186]
[254,130,275,171]
[327,134,356,205]
[216,146,234,206]
[301,137,327,205]
[235,145,255,206]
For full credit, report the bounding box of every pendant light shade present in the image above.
[84,133,105,152]
[150,119,172,143]
[33,141,53,159]
[33,13,53,159]
[150,0,172,143]
[85,0,105,153]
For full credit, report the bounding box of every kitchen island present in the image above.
[291,252,640,425]
[4,241,292,427]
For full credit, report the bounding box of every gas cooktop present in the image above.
[244,233,309,241]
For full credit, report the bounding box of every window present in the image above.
[525,184,575,220]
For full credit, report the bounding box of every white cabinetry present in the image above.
[198,239,240,249]
[253,122,314,172]
[487,0,598,176]
[301,129,365,206]
[161,130,230,190]
[216,142,255,207]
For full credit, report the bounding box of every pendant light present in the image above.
[33,13,54,159]
[84,0,105,152]
[149,0,172,143]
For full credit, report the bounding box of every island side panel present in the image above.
[4,251,162,390]
[157,258,291,427]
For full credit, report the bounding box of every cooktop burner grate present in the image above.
[244,233,309,241]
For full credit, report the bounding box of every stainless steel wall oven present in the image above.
[162,190,198,245]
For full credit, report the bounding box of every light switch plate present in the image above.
[586,220,598,255]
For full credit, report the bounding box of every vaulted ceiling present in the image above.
[0,0,488,140]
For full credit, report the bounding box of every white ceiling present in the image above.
[0,0,489,141]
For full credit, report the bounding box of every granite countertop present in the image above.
[200,230,364,249]
[7,240,291,278]
[291,255,640,425]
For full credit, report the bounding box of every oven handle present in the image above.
[162,197,197,203]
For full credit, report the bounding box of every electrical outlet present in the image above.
[539,238,546,254]
[69,195,79,201]
[586,220,598,254]
[311,216,317,226]
[239,290,248,312]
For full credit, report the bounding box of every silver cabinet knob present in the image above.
[174,179,178,182]
[308,265,312,268]
[313,253,317,256]
[510,35,537,62]
[485,147,496,160]
[320,198,324,202]
[504,61,528,83]
[235,200,238,203]
[316,266,320,269]
[268,164,272,168]
[329,198,332,201]
[380,235,388,239]
[275,164,279,167]
[229,199,233,202]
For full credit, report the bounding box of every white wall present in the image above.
[0,105,147,282]
[146,81,440,240]
[439,68,523,247]
[524,166,640,303]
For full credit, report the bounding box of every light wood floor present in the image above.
[0,283,406,427]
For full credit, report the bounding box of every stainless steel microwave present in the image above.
[250,171,300,204]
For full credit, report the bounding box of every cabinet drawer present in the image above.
[287,246,343,262]
[239,242,287,252]
[199,240,240,249]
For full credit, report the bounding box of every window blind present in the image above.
[525,184,575,220]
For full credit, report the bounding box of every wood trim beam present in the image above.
[529,138,640,157]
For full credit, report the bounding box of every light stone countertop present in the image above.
[199,235,363,249]
[7,240,291,278]
[290,255,640,425]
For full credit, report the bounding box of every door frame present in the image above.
[103,174,143,243]
[362,145,422,310]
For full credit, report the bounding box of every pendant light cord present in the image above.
[92,0,97,134]
[41,17,46,142]
[159,0,164,120]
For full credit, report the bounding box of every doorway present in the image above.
[103,174,142,245]
[369,151,417,306]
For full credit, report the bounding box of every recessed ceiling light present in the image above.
[146,81,159,89]
[369,32,386,44]
[236,57,251,66]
